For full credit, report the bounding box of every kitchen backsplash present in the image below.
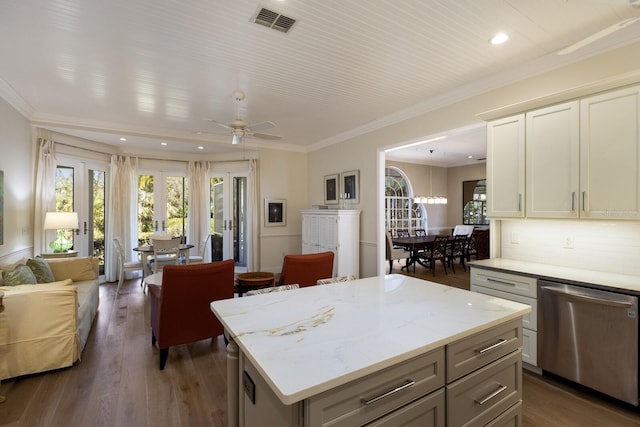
[500,219,640,277]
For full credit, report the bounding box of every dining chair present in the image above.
[418,235,448,276]
[396,229,410,237]
[278,251,335,287]
[149,260,235,370]
[447,234,468,273]
[188,235,210,264]
[151,238,181,274]
[385,231,410,273]
[316,275,357,285]
[246,284,300,296]
[113,237,143,298]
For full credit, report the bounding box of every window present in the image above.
[137,172,188,245]
[384,167,425,235]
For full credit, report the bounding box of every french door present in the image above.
[209,172,248,272]
[54,157,107,273]
[137,171,188,245]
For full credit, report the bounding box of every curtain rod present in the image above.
[52,140,252,164]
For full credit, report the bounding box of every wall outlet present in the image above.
[563,235,574,249]
[510,231,520,244]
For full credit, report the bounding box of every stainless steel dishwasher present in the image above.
[539,280,639,406]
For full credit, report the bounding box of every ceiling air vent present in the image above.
[253,7,296,33]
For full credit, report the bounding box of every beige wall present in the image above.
[258,148,310,273]
[0,96,33,261]
[308,42,640,277]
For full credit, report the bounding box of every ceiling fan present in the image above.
[557,0,640,55]
[204,90,282,144]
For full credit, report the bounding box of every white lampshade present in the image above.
[44,212,79,230]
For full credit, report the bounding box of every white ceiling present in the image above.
[1,0,639,166]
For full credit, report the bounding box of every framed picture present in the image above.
[324,174,339,205]
[341,170,360,204]
[265,198,287,227]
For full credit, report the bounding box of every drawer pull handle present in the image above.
[475,384,508,405]
[361,379,415,406]
[486,278,516,286]
[476,338,508,354]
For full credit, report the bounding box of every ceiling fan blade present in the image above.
[203,118,232,129]
[557,16,640,55]
[247,121,276,132]
[251,132,282,140]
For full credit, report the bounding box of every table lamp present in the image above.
[44,211,78,253]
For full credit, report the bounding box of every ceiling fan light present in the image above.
[232,133,242,145]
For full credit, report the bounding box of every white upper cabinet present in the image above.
[580,85,640,219]
[526,101,580,218]
[487,114,525,218]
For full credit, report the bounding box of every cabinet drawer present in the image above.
[485,401,522,427]
[447,350,522,427]
[305,347,445,427]
[471,285,537,331]
[447,319,522,382]
[471,268,537,298]
[365,388,445,427]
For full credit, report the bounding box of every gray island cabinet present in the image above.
[211,274,530,427]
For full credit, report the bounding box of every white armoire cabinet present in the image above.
[487,114,525,218]
[301,209,360,278]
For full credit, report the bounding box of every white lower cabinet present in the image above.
[471,267,538,368]
[239,319,523,426]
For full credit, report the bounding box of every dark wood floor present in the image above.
[1,263,639,426]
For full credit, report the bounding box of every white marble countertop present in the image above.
[210,274,530,405]
[470,258,640,294]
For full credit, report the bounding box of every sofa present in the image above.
[0,256,100,380]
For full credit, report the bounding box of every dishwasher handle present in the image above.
[540,285,634,308]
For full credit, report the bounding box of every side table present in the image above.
[236,272,275,297]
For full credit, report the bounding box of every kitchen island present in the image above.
[211,274,530,426]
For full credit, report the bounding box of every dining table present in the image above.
[133,244,195,277]
[391,235,437,272]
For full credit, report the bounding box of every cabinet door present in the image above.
[526,101,579,218]
[487,114,525,218]
[302,214,319,253]
[580,85,640,219]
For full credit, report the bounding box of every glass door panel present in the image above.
[209,174,247,270]
[137,172,188,246]
[55,160,107,274]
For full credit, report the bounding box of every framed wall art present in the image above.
[324,174,339,205]
[264,198,287,227]
[341,170,360,204]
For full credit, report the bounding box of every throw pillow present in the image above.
[26,256,56,283]
[2,264,37,286]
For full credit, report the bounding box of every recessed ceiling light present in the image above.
[467,155,474,159]
[161,142,168,146]
[490,32,509,45]
[119,137,127,142]
[197,146,204,150]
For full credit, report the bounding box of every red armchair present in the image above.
[278,251,335,288]
[149,259,234,370]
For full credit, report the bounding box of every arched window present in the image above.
[384,166,426,235]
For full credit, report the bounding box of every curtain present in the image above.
[187,161,210,260]
[248,159,259,271]
[33,139,57,254]
[105,155,137,282]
